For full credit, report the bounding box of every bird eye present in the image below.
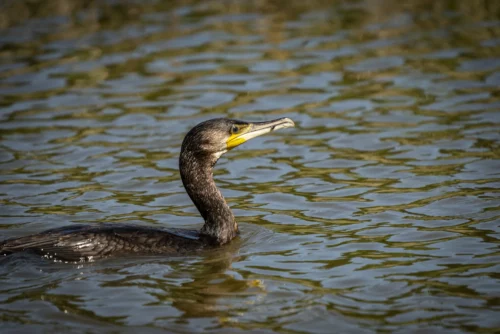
[231,125,239,134]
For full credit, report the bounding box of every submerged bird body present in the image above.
[1,224,203,262]
[1,118,294,261]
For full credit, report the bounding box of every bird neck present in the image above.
[179,150,238,245]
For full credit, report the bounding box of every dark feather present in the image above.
[1,224,203,262]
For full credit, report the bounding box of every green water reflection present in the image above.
[1,0,499,333]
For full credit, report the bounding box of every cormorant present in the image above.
[0,118,294,262]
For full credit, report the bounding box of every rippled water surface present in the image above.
[1,0,500,332]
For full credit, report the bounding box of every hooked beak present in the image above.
[226,117,295,150]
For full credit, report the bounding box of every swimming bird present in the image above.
[0,118,294,262]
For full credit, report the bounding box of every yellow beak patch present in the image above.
[226,134,247,150]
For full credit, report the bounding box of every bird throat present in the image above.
[179,150,237,245]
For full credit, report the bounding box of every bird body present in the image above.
[1,118,294,261]
[1,224,202,262]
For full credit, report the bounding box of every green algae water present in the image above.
[0,1,499,332]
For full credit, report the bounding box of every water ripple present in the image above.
[1,0,499,333]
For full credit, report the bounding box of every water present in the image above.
[1,0,499,332]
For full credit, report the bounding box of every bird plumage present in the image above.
[1,117,294,261]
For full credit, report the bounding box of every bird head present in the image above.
[181,117,295,159]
